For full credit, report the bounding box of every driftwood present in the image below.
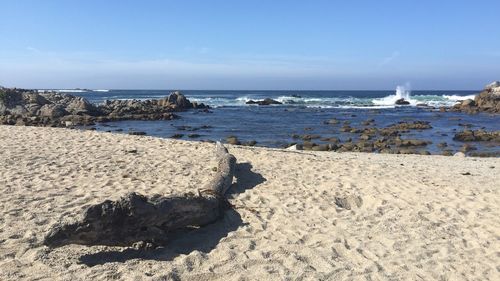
[43,142,236,247]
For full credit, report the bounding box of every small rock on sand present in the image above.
[334,195,363,210]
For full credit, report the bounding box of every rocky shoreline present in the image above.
[0,88,208,127]
[450,81,500,114]
[280,122,499,157]
[1,84,498,157]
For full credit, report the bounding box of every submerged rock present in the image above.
[453,130,500,142]
[226,136,241,145]
[128,131,147,136]
[395,138,431,147]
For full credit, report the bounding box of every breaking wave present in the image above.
[62,89,478,109]
[188,92,476,109]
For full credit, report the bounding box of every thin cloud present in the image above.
[378,51,400,67]
[25,46,41,53]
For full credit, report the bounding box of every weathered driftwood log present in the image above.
[43,142,236,247]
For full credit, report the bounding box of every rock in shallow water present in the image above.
[395,98,410,105]
[453,130,500,142]
[245,98,282,106]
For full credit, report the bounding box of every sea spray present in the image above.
[395,84,412,101]
[68,89,478,108]
[372,83,415,106]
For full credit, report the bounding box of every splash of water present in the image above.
[372,83,414,106]
[395,84,411,100]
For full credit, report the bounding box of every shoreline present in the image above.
[2,87,499,157]
[1,125,499,280]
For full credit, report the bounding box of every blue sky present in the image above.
[1,0,499,90]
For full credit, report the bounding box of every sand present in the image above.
[0,125,499,280]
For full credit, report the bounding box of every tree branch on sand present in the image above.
[43,142,236,247]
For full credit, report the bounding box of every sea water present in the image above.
[59,88,499,155]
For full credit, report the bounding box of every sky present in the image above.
[1,0,499,90]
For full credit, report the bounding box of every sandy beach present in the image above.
[0,125,499,280]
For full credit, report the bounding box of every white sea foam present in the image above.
[189,89,477,109]
[442,94,476,101]
[54,89,88,93]
[372,84,417,106]
[93,89,110,92]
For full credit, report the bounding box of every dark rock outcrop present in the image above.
[246,98,282,106]
[453,130,500,142]
[452,81,500,114]
[395,98,410,105]
[0,88,206,127]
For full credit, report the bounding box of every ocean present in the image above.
[51,89,500,155]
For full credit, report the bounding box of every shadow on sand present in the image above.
[79,162,266,266]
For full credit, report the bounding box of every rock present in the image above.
[437,142,448,148]
[395,138,430,147]
[245,98,282,106]
[320,137,340,143]
[166,91,193,109]
[340,125,352,132]
[395,98,410,105]
[460,144,476,153]
[226,136,241,145]
[454,152,466,157]
[452,81,500,114]
[485,81,500,90]
[361,119,375,126]
[338,142,355,152]
[302,141,315,150]
[359,134,371,141]
[386,121,432,131]
[65,97,100,115]
[453,130,500,142]
[0,88,201,127]
[398,148,417,154]
[128,131,147,136]
[301,134,321,141]
[187,134,201,138]
[171,134,184,139]
[311,144,330,151]
[469,151,500,157]
[442,150,454,156]
[334,195,363,210]
[40,104,68,118]
[461,99,475,107]
[325,118,339,125]
[242,140,257,146]
[286,144,302,150]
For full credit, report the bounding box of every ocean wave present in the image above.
[54,89,89,93]
[83,90,477,109]
[190,93,478,109]
[442,94,476,101]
